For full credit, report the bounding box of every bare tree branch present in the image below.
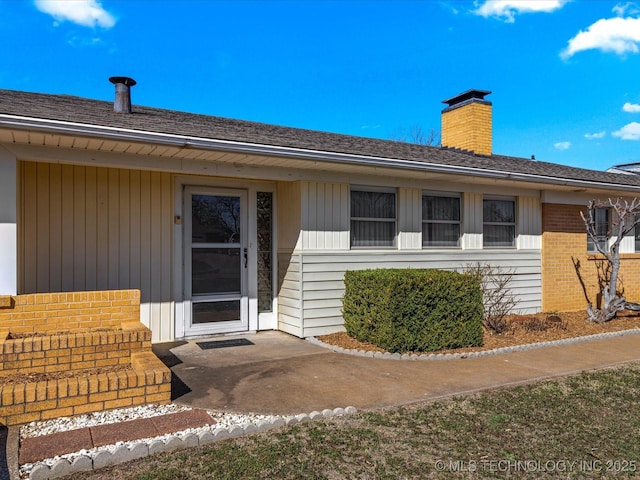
[463,262,516,333]
[581,197,640,323]
[390,125,441,146]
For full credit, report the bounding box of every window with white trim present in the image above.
[350,188,396,248]
[483,197,516,248]
[587,207,609,253]
[422,193,461,247]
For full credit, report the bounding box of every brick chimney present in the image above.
[441,89,492,156]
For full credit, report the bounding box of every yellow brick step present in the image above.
[0,351,171,426]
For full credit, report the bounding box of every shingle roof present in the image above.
[2,88,640,189]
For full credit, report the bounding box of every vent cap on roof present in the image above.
[442,89,491,109]
[109,76,136,113]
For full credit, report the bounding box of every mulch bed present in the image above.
[318,310,640,355]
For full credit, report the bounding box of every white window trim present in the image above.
[633,213,640,253]
[350,186,398,249]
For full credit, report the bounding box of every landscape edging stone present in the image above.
[307,328,640,360]
[23,406,358,479]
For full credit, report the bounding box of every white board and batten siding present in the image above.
[283,180,543,337]
[18,161,174,342]
[463,192,483,249]
[300,181,349,250]
[20,167,544,340]
[518,196,542,250]
[398,188,421,250]
[462,193,542,250]
[276,180,304,336]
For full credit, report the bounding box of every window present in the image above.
[257,192,273,313]
[350,188,396,247]
[587,208,609,252]
[636,213,640,252]
[422,193,461,247]
[483,197,516,248]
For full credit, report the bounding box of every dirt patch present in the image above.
[0,364,133,385]
[317,310,640,355]
[6,328,123,339]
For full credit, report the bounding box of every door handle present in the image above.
[244,248,248,268]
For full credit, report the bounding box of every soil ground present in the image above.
[0,364,133,385]
[317,310,640,354]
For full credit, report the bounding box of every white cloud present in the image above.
[554,141,572,150]
[34,0,116,28]
[623,102,640,112]
[613,122,640,139]
[585,131,606,139]
[613,2,640,16]
[473,0,568,23]
[67,35,105,48]
[561,16,640,58]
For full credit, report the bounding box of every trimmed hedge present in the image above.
[343,269,483,353]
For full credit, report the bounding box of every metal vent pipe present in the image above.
[109,76,137,113]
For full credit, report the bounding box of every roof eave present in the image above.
[2,114,640,194]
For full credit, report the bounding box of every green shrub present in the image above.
[342,269,483,353]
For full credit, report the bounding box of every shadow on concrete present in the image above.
[170,373,192,401]
[152,341,188,368]
[0,427,9,480]
[152,341,192,401]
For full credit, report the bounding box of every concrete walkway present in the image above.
[8,332,640,480]
[154,330,640,415]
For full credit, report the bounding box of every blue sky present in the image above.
[2,0,640,171]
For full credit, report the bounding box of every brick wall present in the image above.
[0,351,171,425]
[0,290,140,334]
[542,203,640,311]
[0,289,171,426]
[0,323,151,376]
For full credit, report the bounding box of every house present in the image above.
[1,80,640,343]
[607,162,640,175]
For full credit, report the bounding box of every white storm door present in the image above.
[184,187,248,335]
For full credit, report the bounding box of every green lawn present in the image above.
[69,363,640,479]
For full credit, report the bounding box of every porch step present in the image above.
[0,290,171,426]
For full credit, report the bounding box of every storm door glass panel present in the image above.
[191,248,240,295]
[192,195,241,244]
[193,301,240,324]
[191,194,242,324]
[257,192,273,313]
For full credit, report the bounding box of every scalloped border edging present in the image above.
[25,406,358,480]
[308,328,640,360]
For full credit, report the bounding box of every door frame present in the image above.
[173,176,277,339]
[183,186,248,336]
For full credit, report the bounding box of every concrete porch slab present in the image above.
[157,330,640,415]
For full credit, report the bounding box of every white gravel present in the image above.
[18,404,285,478]
[20,403,191,439]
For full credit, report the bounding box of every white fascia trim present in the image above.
[2,114,640,194]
